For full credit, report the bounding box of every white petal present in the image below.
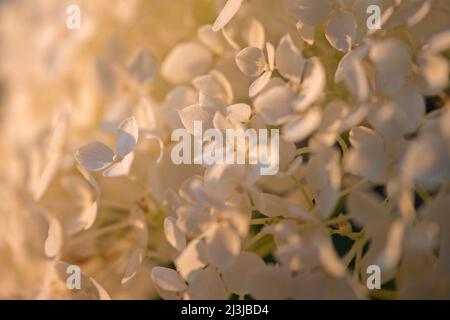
[347,190,391,230]
[335,45,368,82]
[178,104,215,135]
[296,21,315,45]
[254,85,294,125]
[282,107,321,142]
[242,18,265,49]
[276,33,305,82]
[387,86,425,134]
[75,142,114,171]
[266,42,275,70]
[252,191,295,218]
[176,205,213,238]
[221,252,265,295]
[162,42,213,84]
[193,70,234,104]
[235,46,266,77]
[205,223,241,269]
[293,58,325,112]
[197,25,228,55]
[290,0,332,26]
[164,86,198,129]
[163,188,181,217]
[314,231,346,277]
[164,217,186,252]
[212,0,243,32]
[175,239,209,281]
[151,267,187,292]
[121,248,145,286]
[249,70,272,97]
[369,39,411,95]
[345,126,387,183]
[187,266,227,299]
[227,103,252,123]
[306,150,341,219]
[126,48,157,84]
[102,152,134,177]
[116,116,139,158]
[45,215,63,258]
[246,265,292,299]
[325,10,357,52]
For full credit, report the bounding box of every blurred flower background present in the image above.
[0,0,449,299]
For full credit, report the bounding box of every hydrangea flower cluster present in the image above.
[0,0,449,299]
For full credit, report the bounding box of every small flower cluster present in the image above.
[0,0,449,299]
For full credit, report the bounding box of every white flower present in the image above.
[235,43,275,97]
[75,117,139,177]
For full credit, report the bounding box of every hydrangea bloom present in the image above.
[0,0,449,300]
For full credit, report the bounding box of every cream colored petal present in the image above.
[249,70,272,97]
[178,104,215,135]
[242,18,265,49]
[226,103,251,123]
[198,25,228,55]
[162,42,213,84]
[369,39,411,95]
[276,33,305,82]
[205,223,241,269]
[325,10,357,52]
[121,248,145,287]
[45,215,63,258]
[345,126,387,183]
[306,149,341,219]
[193,70,234,104]
[222,251,265,295]
[212,0,243,32]
[282,107,321,142]
[291,0,332,26]
[293,58,325,112]
[175,239,209,281]
[151,266,187,292]
[102,152,134,177]
[246,265,292,299]
[187,266,227,299]
[75,142,114,172]
[116,116,139,158]
[235,46,266,77]
[254,85,294,125]
[164,216,186,252]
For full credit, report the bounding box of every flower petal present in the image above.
[151,266,187,292]
[325,10,357,52]
[235,46,266,77]
[282,107,321,142]
[164,216,186,251]
[121,248,145,287]
[249,70,272,97]
[162,42,213,84]
[276,33,305,82]
[212,0,243,32]
[116,116,139,158]
[75,142,114,171]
